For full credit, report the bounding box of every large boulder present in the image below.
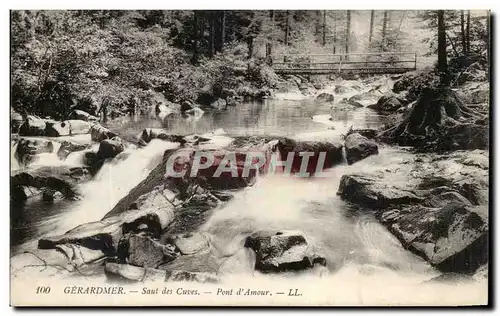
[11,186,41,204]
[209,98,227,111]
[274,138,343,175]
[18,116,46,136]
[90,124,117,142]
[45,121,70,137]
[379,204,488,273]
[57,140,91,160]
[11,166,91,199]
[14,138,54,166]
[96,137,125,159]
[368,93,406,113]
[244,230,326,272]
[69,109,99,122]
[38,206,175,253]
[344,133,379,164]
[117,233,177,268]
[337,174,424,209]
[180,100,196,113]
[67,120,93,135]
[315,92,335,103]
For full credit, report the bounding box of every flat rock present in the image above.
[38,206,175,253]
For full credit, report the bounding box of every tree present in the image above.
[322,10,327,46]
[191,11,199,64]
[460,10,467,54]
[466,10,471,53]
[284,10,290,45]
[437,10,448,84]
[369,10,375,44]
[345,10,351,56]
[381,11,388,49]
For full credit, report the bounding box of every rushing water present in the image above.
[10,77,487,305]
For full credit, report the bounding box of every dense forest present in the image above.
[10,10,490,122]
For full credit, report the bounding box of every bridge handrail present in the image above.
[274,52,417,58]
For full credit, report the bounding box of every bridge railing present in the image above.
[271,52,417,73]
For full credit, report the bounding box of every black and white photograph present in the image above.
[9,8,491,306]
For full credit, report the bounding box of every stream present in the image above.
[10,76,488,305]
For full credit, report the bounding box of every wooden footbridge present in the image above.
[271,52,417,75]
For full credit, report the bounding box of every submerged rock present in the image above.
[244,230,326,273]
[344,133,379,165]
[315,92,335,103]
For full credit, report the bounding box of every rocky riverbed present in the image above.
[10,72,489,305]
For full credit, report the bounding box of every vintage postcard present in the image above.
[10,9,490,306]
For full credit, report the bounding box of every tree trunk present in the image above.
[208,12,215,57]
[332,12,337,54]
[369,10,375,44]
[345,10,351,57]
[382,10,388,50]
[315,10,321,37]
[322,10,327,46]
[437,10,448,85]
[219,10,226,53]
[460,10,467,55]
[266,10,275,64]
[466,10,471,53]
[191,11,199,64]
[285,10,290,45]
[247,36,254,60]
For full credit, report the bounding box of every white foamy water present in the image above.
[42,139,179,236]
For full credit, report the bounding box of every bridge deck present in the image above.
[271,52,417,75]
